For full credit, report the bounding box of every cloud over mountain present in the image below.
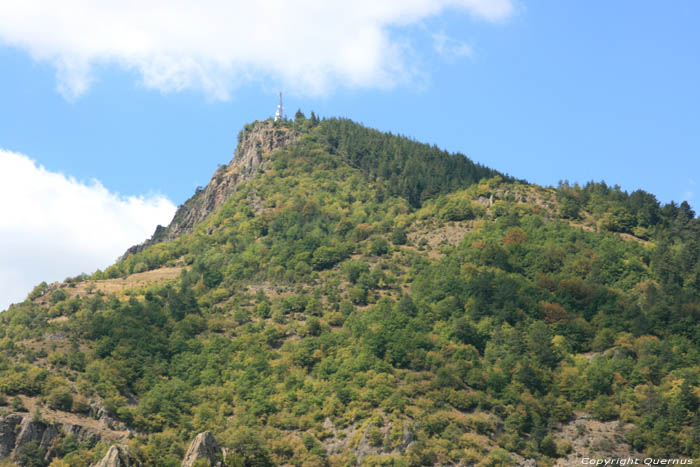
[0,0,514,99]
[0,150,176,310]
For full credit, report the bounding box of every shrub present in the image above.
[540,434,558,457]
[47,387,73,411]
[50,289,67,304]
[312,246,348,270]
[15,441,47,467]
[391,227,407,245]
[370,237,389,256]
[349,286,367,306]
[367,425,383,447]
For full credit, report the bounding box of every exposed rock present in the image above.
[182,431,224,467]
[509,453,537,467]
[554,411,643,466]
[93,444,141,467]
[0,414,105,464]
[321,418,415,464]
[0,415,23,458]
[40,423,59,449]
[89,401,127,431]
[61,422,100,444]
[13,417,53,459]
[122,121,298,259]
[9,417,64,463]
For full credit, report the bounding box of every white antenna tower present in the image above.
[274,92,284,121]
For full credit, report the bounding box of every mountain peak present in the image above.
[3,115,699,466]
[123,120,298,257]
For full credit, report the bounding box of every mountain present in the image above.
[1,115,698,466]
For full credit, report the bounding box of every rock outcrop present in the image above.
[181,431,225,467]
[89,402,128,431]
[0,414,23,458]
[321,418,415,464]
[123,121,298,258]
[93,444,141,467]
[0,414,102,464]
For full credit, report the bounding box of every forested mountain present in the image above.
[0,115,698,466]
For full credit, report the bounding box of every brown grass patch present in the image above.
[70,266,184,297]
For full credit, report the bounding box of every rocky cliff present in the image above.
[0,414,101,464]
[123,120,298,258]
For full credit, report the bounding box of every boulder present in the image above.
[93,444,141,467]
[181,431,223,467]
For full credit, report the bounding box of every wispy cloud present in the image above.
[0,0,514,99]
[683,178,695,203]
[0,150,176,310]
[433,31,473,60]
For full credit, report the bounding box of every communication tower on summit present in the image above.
[274,92,284,121]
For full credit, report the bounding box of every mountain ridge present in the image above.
[122,121,300,259]
[124,116,511,260]
[1,115,698,466]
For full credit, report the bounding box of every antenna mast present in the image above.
[274,92,284,121]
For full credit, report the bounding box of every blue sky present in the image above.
[1,0,699,309]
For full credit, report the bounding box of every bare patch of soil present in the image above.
[407,220,475,259]
[554,412,642,466]
[69,266,184,298]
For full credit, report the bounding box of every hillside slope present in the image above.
[1,115,698,466]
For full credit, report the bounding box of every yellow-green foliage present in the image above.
[0,118,698,465]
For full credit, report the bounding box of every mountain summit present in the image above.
[124,121,300,257]
[1,115,698,466]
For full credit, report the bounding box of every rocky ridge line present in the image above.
[122,120,298,258]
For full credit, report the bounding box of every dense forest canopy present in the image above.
[315,118,511,207]
[0,116,698,466]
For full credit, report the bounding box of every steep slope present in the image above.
[0,116,698,466]
[123,121,300,258]
[125,117,509,259]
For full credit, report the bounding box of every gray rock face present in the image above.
[89,402,127,432]
[0,415,23,458]
[0,414,103,464]
[14,417,48,451]
[165,121,297,241]
[92,444,141,467]
[11,417,59,463]
[181,431,223,467]
[122,121,298,259]
[61,422,100,444]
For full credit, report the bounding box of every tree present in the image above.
[370,237,389,256]
[47,387,73,411]
[540,434,558,457]
[310,111,320,126]
[16,441,47,467]
[391,226,407,245]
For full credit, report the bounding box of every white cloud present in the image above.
[0,149,176,311]
[433,31,473,60]
[0,0,514,99]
